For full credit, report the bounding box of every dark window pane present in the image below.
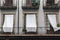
[26,0,32,5]
[47,0,55,5]
[5,0,13,6]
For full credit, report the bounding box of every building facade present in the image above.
[0,0,60,34]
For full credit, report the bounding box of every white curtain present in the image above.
[48,15,60,31]
[43,0,47,6]
[1,0,5,6]
[55,0,59,4]
[3,15,14,32]
[22,0,26,6]
[26,14,37,32]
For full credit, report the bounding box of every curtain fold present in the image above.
[48,15,60,31]
[55,0,59,4]
[22,0,26,6]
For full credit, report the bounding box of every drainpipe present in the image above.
[18,0,19,34]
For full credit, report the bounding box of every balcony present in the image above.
[0,0,17,10]
[0,27,59,36]
[43,4,59,10]
[22,0,40,10]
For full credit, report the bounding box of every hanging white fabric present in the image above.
[1,0,5,6]
[48,15,60,31]
[26,14,37,32]
[55,0,59,4]
[13,0,17,6]
[43,0,47,6]
[3,15,14,32]
[22,0,26,6]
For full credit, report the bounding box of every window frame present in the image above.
[24,13,38,33]
[1,14,15,33]
[45,12,58,33]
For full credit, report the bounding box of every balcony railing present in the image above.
[0,27,59,34]
[22,0,40,10]
[43,4,59,10]
[0,0,17,10]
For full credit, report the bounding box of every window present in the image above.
[46,14,59,33]
[2,15,14,33]
[26,0,32,6]
[25,14,37,32]
[32,0,40,4]
[47,0,54,5]
[46,14,50,30]
[4,0,13,6]
[46,14,57,33]
[26,0,40,6]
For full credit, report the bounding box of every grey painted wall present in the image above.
[37,0,46,34]
[14,0,18,34]
[19,0,24,34]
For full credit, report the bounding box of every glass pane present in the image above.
[26,14,37,32]
[26,0,31,4]
[47,0,54,5]
[46,15,50,30]
[5,0,13,6]
[3,15,14,32]
[0,27,1,32]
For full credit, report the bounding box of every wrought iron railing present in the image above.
[0,27,59,34]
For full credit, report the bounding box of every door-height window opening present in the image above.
[24,14,37,34]
[2,15,14,34]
